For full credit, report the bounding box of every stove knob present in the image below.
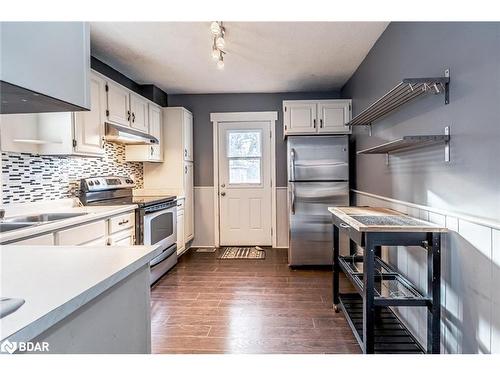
[88,181,94,186]
[95,180,100,185]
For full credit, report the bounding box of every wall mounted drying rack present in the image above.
[346,69,450,134]
[357,126,450,165]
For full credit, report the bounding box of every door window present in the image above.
[226,130,262,185]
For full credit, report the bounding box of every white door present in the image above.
[283,101,317,135]
[317,100,351,134]
[73,74,105,155]
[183,162,194,242]
[218,122,272,246]
[183,110,193,161]
[130,94,149,133]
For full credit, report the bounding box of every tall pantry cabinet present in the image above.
[143,107,194,253]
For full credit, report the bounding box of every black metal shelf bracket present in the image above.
[347,68,450,134]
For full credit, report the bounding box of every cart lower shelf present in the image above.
[339,293,425,354]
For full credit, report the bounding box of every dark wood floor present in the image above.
[150,248,360,354]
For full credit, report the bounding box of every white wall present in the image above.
[192,186,289,248]
[353,189,500,354]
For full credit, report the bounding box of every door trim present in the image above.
[210,111,278,248]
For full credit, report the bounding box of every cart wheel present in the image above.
[334,305,340,313]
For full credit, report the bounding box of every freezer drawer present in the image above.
[288,181,349,266]
[288,136,348,181]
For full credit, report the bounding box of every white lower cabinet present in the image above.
[108,230,135,246]
[177,210,185,255]
[6,211,137,248]
[11,233,54,246]
[56,220,106,246]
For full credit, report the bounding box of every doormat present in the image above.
[218,247,266,259]
[195,248,217,253]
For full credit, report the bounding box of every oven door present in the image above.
[143,206,177,250]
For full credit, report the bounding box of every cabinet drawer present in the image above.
[109,212,135,234]
[12,233,54,246]
[57,220,106,245]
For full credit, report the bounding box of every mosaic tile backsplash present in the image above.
[1,142,144,204]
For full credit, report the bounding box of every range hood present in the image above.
[105,123,158,145]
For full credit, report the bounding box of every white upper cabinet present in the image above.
[283,101,317,134]
[283,99,351,136]
[317,100,351,134]
[183,110,193,161]
[0,71,105,157]
[149,104,162,142]
[106,81,130,127]
[130,94,149,133]
[73,74,106,156]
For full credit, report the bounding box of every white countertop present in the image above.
[0,200,137,244]
[0,244,162,343]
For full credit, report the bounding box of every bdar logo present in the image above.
[0,340,17,354]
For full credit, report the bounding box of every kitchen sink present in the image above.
[0,222,35,233]
[4,212,87,224]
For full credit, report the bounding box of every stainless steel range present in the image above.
[79,176,177,285]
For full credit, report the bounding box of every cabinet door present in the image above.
[130,94,149,133]
[183,162,194,242]
[56,220,106,245]
[149,104,163,161]
[283,101,317,135]
[12,233,54,245]
[183,110,193,161]
[176,210,185,254]
[73,74,106,155]
[106,82,130,127]
[317,100,351,134]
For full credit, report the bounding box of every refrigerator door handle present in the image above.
[290,182,295,215]
[290,148,296,182]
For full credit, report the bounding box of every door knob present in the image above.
[220,192,226,197]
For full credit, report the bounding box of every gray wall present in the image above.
[168,91,340,187]
[341,22,500,222]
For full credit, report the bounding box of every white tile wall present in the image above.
[354,190,500,353]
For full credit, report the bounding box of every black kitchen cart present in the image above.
[329,207,447,354]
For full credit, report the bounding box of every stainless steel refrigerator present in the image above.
[287,135,349,266]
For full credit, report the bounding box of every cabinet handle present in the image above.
[127,110,131,121]
[320,119,323,128]
[132,112,135,123]
[151,146,154,156]
[185,166,187,174]
[118,219,129,226]
[313,119,317,128]
[184,149,187,157]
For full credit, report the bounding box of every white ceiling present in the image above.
[90,22,388,94]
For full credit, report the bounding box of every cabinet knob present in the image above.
[221,192,226,197]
